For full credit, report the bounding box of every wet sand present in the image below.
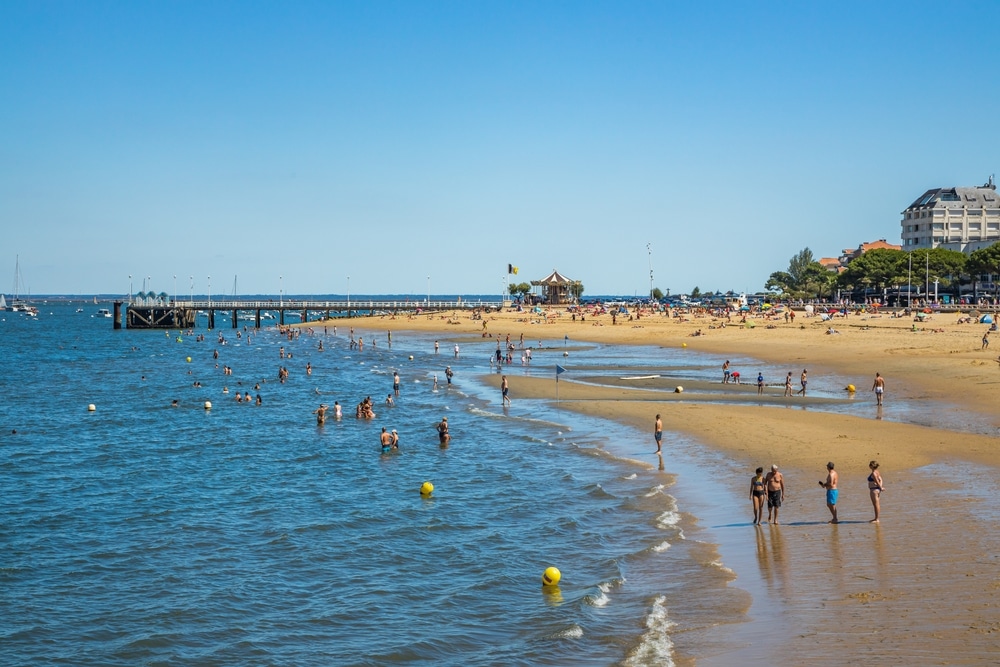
[305,307,1000,663]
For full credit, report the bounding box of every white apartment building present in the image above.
[900,176,1000,252]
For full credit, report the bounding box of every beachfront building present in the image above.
[530,269,581,305]
[819,239,902,274]
[900,176,1000,252]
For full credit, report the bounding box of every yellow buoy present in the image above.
[846,384,856,392]
[682,343,687,348]
[186,356,192,363]
[204,401,212,410]
[542,566,561,586]
[87,404,96,412]
[176,337,183,343]
[420,481,434,496]
[675,386,684,393]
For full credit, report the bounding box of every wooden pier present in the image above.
[114,298,503,329]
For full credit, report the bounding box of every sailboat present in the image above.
[6,256,37,314]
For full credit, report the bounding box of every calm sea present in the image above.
[3,303,987,666]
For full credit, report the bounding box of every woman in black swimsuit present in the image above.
[750,467,766,525]
[867,460,884,523]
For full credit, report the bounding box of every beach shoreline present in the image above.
[311,307,1000,664]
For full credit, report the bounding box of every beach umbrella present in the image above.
[820,313,831,321]
[981,314,993,324]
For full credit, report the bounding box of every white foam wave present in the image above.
[623,473,637,480]
[624,595,676,667]
[652,540,671,552]
[710,559,736,577]
[644,484,665,498]
[586,591,610,607]
[656,510,681,530]
[554,625,584,639]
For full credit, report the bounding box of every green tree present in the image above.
[766,247,836,298]
[651,287,664,300]
[569,282,584,300]
[837,248,907,291]
[507,282,532,297]
[967,242,1000,278]
[690,286,701,298]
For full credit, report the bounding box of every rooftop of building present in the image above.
[904,176,999,212]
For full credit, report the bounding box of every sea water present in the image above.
[2,305,742,666]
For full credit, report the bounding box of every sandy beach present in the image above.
[313,305,1000,664]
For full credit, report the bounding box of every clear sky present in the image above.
[3,1,999,298]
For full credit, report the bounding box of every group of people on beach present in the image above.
[750,461,883,525]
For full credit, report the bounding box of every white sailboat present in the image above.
[6,256,37,313]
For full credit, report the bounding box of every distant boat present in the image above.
[93,296,98,305]
[5,255,36,313]
[96,308,111,318]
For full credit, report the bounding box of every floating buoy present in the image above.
[186,356,192,363]
[542,566,561,586]
[420,481,434,496]
[87,404,96,412]
[682,343,687,348]
[846,384,856,392]
[204,401,212,410]
[409,355,414,360]
[176,337,183,343]
[675,386,684,393]
[563,351,569,357]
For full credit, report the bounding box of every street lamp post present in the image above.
[427,276,430,306]
[208,276,211,307]
[189,276,193,303]
[347,276,350,314]
[280,275,283,308]
[647,242,654,300]
[173,275,177,305]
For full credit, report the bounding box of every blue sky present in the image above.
[3,1,999,297]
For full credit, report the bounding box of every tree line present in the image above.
[766,244,1000,300]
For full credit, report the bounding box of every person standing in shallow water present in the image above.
[872,372,885,406]
[653,414,663,453]
[765,465,785,524]
[750,467,766,525]
[868,460,884,523]
[819,462,839,523]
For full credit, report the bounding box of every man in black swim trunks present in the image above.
[764,464,785,524]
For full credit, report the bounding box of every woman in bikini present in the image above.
[750,467,766,525]
[868,460,884,523]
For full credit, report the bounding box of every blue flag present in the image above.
[555,365,566,375]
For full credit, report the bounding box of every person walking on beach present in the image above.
[797,369,808,396]
[764,465,785,524]
[872,372,885,406]
[722,360,731,384]
[654,414,663,453]
[750,467,766,525]
[982,330,990,350]
[819,462,839,524]
[867,460,884,523]
[784,372,793,397]
[756,372,765,396]
[501,375,511,407]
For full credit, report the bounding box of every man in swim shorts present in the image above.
[437,416,450,444]
[380,427,394,452]
[764,465,785,524]
[872,372,885,406]
[654,414,663,453]
[819,461,839,523]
